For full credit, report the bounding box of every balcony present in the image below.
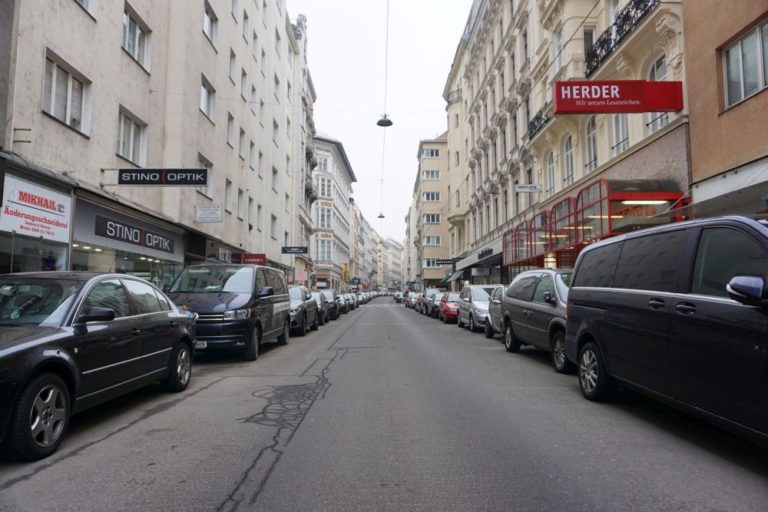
[527,108,551,140]
[586,0,660,76]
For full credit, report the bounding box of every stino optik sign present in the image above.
[0,175,72,243]
[553,80,683,114]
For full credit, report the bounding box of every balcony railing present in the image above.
[527,109,550,140]
[585,0,660,76]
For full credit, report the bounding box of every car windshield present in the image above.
[471,288,494,301]
[556,272,572,300]
[446,293,460,302]
[289,288,304,300]
[0,278,81,327]
[170,266,254,293]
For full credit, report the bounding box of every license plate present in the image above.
[194,340,207,349]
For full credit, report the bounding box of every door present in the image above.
[670,226,768,432]
[527,274,556,350]
[504,273,540,342]
[122,278,176,375]
[488,286,504,333]
[600,230,687,396]
[74,279,142,398]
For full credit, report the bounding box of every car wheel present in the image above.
[298,312,307,336]
[469,315,476,332]
[277,319,289,345]
[312,311,320,330]
[244,325,260,361]
[4,373,70,461]
[164,342,192,392]
[504,323,521,353]
[318,311,325,326]
[551,331,575,374]
[578,342,616,401]
[484,319,494,339]
[457,314,463,328]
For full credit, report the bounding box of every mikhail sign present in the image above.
[0,175,71,243]
[118,168,208,186]
[553,80,683,114]
[95,215,174,253]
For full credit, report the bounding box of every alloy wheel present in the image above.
[580,348,598,394]
[29,384,67,448]
[176,346,191,386]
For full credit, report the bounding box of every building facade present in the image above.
[310,134,356,292]
[0,0,315,286]
[684,0,768,216]
[445,0,688,283]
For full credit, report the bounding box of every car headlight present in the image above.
[223,309,251,320]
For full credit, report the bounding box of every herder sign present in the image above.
[553,80,683,114]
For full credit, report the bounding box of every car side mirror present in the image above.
[75,307,115,324]
[259,286,275,298]
[727,276,766,307]
[543,291,556,305]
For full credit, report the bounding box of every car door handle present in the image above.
[131,328,142,335]
[648,298,665,310]
[675,302,697,315]
[170,320,178,326]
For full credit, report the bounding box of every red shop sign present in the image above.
[241,253,267,266]
[553,80,683,114]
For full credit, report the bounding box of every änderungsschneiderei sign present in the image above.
[0,175,72,243]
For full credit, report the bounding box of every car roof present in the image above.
[0,271,145,282]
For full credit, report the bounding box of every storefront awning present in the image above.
[447,270,464,282]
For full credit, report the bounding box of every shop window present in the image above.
[0,232,68,274]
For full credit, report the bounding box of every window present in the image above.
[200,76,215,119]
[257,151,263,177]
[122,9,149,68]
[284,193,289,212]
[318,156,328,173]
[455,189,460,207]
[692,228,768,297]
[229,49,237,83]
[611,114,629,156]
[249,141,256,169]
[424,192,440,202]
[248,197,254,227]
[553,27,563,71]
[271,167,278,190]
[319,240,332,261]
[197,153,213,197]
[257,203,262,229]
[259,99,264,124]
[274,74,281,99]
[424,170,440,180]
[423,258,438,269]
[648,54,669,132]
[424,236,441,246]
[237,189,245,219]
[240,69,247,98]
[43,54,88,133]
[455,151,460,166]
[583,27,595,56]
[272,119,279,145]
[572,243,621,288]
[225,179,233,212]
[116,109,145,165]
[275,29,282,58]
[532,274,555,304]
[422,149,440,158]
[261,49,266,73]
[231,0,238,18]
[73,0,96,16]
[585,116,597,172]
[562,136,574,186]
[239,128,246,158]
[242,10,249,40]
[320,177,332,197]
[319,207,331,228]
[286,117,291,139]
[614,231,687,292]
[423,213,441,223]
[287,80,292,101]
[227,113,235,146]
[724,22,768,106]
[250,85,256,113]
[202,1,218,44]
[82,280,130,318]
[545,152,555,196]
[270,215,277,238]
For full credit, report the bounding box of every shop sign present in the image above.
[282,246,308,254]
[553,80,684,114]
[477,247,494,259]
[0,175,71,243]
[516,184,542,193]
[95,215,174,253]
[471,268,490,276]
[241,253,267,265]
[195,204,223,223]
[117,168,208,186]
[435,259,455,265]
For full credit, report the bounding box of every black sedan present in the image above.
[0,272,196,461]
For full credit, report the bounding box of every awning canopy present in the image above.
[447,270,464,282]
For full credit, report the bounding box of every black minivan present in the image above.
[565,215,768,445]
[168,264,290,360]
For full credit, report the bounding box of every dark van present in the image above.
[565,215,768,445]
[168,264,290,360]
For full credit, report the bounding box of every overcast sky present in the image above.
[286,0,473,243]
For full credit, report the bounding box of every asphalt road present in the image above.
[1,298,767,511]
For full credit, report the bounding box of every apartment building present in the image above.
[380,238,404,290]
[684,0,768,216]
[0,0,315,287]
[310,133,356,292]
[445,0,688,283]
[406,134,451,289]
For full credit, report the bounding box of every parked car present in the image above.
[565,215,768,446]
[500,269,573,372]
[457,285,496,332]
[0,272,196,461]
[485,285,507,339]
[438,292,461,323]
[310,291,329,325]
[422,288,445,317]
[168,264,289,361]
[289,285,319,336]
[320,289,340,320]
[405,292,419,309]
[393,291,404,303]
